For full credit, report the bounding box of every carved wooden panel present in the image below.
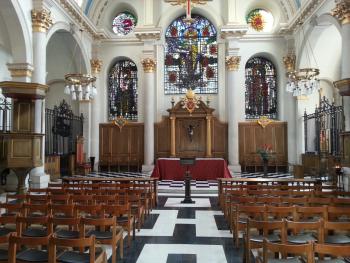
[239,122,288,167]
[154,117,170,158]
[99,123,144,170]
[176,118,206,157]
[45,155,60,180]
[212,118,228,159]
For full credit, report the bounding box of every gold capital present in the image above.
[141,58,156,73]
[283,54,296,72]
[90,59,102,75]
[332,0,350,25]
[7,63,34,78]
[225,56,241,71]
[31,9,53,32]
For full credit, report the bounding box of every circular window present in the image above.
[246,9,274,32]
[112,11,137,36]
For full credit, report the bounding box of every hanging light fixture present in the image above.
[64,23,97,101]
[284,22,320,97]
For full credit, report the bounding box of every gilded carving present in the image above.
[283,54,296,72]
[257,116,273,128]
[90,59,103,75]
[141,58,157,73]
[31,9,53,32]
[225,56,241,71]
[332,0,350,25]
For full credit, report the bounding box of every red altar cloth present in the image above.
[151,158,232,180]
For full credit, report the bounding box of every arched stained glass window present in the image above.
[108,60,138,121]
[164,14,218,94]
[245,57,277,119]
[112,12,137,36]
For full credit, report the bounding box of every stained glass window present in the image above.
[245,57,277,119]
[112,12,137,36]
[108,60,138,121]
[246,9,274,32]
[164,14,218,94]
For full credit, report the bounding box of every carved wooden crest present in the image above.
[257,116,273,128]
[114,116,128,131]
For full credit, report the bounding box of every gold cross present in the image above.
[164,0,212,22]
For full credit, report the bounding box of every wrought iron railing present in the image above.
[0,96,12,132]
[45,100,84,156]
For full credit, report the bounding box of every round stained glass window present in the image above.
[246,9,274,32]
[112,12,137,35]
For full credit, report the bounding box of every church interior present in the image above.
[0,0,350,262]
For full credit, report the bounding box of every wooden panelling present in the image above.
[302,154,336,176]
[239,121,288,169]
[155,116,228,159]
[212,118,228,158]
[99,123,144,171]
[154,117,170,158]
[341,132,350,166]
[45,155,60,180]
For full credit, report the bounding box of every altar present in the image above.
[151,158,231,180]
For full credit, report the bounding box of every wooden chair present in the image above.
[81,216,123,263]
[49,216,81,240]
[232,205,266,248]
[281,197,308,206]
[75,204,103,218]
[294,205,327,222]
[102,204,134,247]
[8,234,50,263]
[322,219,350,245]
[0,202,23,217]
[128,189,145,231]
[49,194,71,205]
[0,230,11,263]
[6,194,27,204]
[262,239,313,263]
[49,235,106,263]
[285,220,323,244]
[23,203,49,217]
[245,219,286,263]
[265,206,296,221]
[16,215,51,238]
[308,197,332,207]
[326,206,350,221]
[313,243,350,262]
[71,195,94,205]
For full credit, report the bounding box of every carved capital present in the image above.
[225,56,241,71]
[31,9,53,32]
[283,54,296,72]
[141,58,157,73]
[332,0,350,25]
[90,59,102,75]
[7,63,34,78]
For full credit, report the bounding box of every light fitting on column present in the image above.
[64,26,97,101]
[284,23,320,97]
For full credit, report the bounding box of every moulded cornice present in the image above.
[134,27,162,41]
[220,25,248,39]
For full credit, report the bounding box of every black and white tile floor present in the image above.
[117,195,242,263]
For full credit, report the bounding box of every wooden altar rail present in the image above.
[217,178,320,206]
[62,176,158,205]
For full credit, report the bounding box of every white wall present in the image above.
[0,13,12,81]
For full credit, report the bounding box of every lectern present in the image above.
[180,158,196,204]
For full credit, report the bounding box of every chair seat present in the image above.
[0,249,8,261]
[56,229,80,239]
[16,248,48,262]
[268,258,304,263]
[0,227,12,236]
[250,234,280,243]
[287,233,316,244]
[57,250,103,263]
[23,228,48,237]
[325,234,350,244]
[86,230,112,239]
[316,260,345,263]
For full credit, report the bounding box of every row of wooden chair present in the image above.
[245,218,350,262]
[259,239,350,263]
[232,204,350,248]
[223,195,350,224]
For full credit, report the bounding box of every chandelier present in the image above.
[284,23,320,97]
[64,28,97,101]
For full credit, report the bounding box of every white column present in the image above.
[295,96,308,164]
[79,101,91,158]
[141,58,156,172]
[332,0,350,130]
[341,23,350,131]
[30,9,52,187]
[226,56,241,172]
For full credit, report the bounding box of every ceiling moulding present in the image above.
[220,25,248,39]
[54,0,107,40]
[279,0,326,34]
[134,27,162,41]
